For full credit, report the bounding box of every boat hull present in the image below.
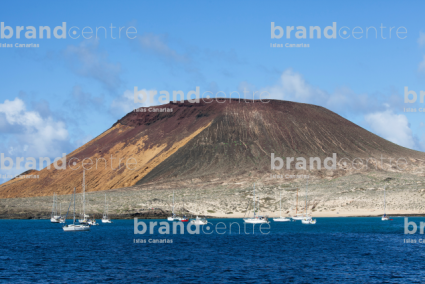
[273,217,291,222]
[167,217,182,221]
[301,218,316,224]
[190,217,208,225]
[63,225,90,231]
[190,220,207,225]
[244,218,269,224]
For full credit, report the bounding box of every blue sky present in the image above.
[1,0,425,181]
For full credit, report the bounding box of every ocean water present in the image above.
[0,217,424,283]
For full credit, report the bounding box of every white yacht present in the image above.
[291,188,305,220]
[302,217,317,224]
[88,219,99,226]
[273,191,291,222]
[63,187,90,232]
[301,179,316,225]
[78,170,90,224]
[190,216,208,225]
[50,193,61,223]
[244,183,270,224]
[189,193,208,225]
[291,215,305,221]
[382,186,390,221]
[59,203,65,223]
[167,191,183,221]
[102,193,112,223]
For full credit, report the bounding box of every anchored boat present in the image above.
[102,193,112,223]
[291,188,304,220]
[244,183,269,224]
[301,179,316,225]
[167,191,183,221]
[273,190,291,222]
[50,193,61,223]
[63,187,90,232]
[382,186,390,221]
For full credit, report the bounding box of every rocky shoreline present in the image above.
[2,212,425,220]
[1,171,425,220]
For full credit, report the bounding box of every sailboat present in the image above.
[190,216,208,225]
[78,170,89,224]
[88,219,98,225]
[63,187,90,231]
[50,193,61,223]
[59,203,65,223]
[244,183,269,224]
[301,179,316,225]
[102,193,112,223]
[291,188,304,220]
[189,193,208,225]
[181,196,189,222]
[273,190,291,222]
[382,186,390,221]
[167,191,182,221]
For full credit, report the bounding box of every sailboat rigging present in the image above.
[301,178,316,225]
[190,192,208,225]
[167,190,183,221]
[102,193,112,223]
[50,193,61,223]
[78,170,89,224]
[63,187,90,232]
[291,188,304,220]
[244,183,269,224]
[382,186,390,221]
[273,190,290,222]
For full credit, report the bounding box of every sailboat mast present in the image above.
[253,183,256,217]
[305,179,309,216]
[296,189,298,215]
[73,187,76,224]
[82,169,85,216]
[384,186,386,215]
[279,191,282,218]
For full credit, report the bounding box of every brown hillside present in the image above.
[0,99,423,198]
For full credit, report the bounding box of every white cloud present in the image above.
[260,69,402,117]
[110,89,159,117]
[64,40,122,90]
[0,97,69,159]
[262,69,326,103]
[364,110,415,149]
[138,33,188,63]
